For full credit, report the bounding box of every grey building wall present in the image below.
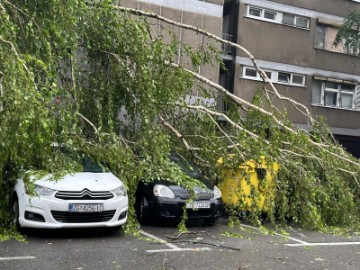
[121,0,360,146]
[121,0,224,84]
[270,0,358,17]
[231,0,360,137]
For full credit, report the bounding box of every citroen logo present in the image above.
[80,189,92,197]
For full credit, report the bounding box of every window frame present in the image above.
[247,5,281,23]
[282,13,310,29]
[295,16,310,29]
[315,25,327,49]
[319,81,356,109]
[243,67,272,81]
[248,6,262,17]
[242,66,306,87]
[246,5,310,30]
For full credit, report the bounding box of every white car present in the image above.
[11,161,128,229]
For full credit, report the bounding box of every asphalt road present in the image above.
[0,218,359,270]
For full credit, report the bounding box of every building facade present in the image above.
[222,0,360,157]
[121,0,360,157]
[121,0,224,84]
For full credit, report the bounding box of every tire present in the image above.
[11,195,20,230]
[137,196,150,225]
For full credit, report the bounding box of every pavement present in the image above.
[0,218,359,270]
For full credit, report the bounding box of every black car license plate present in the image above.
[186,201,211,209]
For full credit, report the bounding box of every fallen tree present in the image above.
[0,1,359,236]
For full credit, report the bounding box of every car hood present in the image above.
[35,172,123,192]
[168,184,213,197]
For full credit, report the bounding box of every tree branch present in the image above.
[185,104,263,143]
[158,115,200,152]
[114,6,315,125]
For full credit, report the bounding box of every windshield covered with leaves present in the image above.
[170,154,200,176]
[81,156,104,173]
[56,146,104,173]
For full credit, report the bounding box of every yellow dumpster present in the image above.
[218,157,278,212]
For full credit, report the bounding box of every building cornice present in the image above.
[296,123,360,137]
[241,0,344,23]
[136,0,223,17]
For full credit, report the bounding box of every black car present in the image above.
[135,154,223,225]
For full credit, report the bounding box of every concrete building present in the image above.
[122,0,360,157]
[121,0,224,85]
[222,0,360,157]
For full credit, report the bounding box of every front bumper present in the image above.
[150,197,223,221]
[18,193,128,229]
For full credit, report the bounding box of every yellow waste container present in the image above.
[218,157,278,212]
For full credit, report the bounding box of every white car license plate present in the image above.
[186,201,211,209]
[68,203,104,213]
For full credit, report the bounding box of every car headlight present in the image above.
[153,184,175,199]
[213,185,222,199]
[34,185,56,197]
[112,185,127,197]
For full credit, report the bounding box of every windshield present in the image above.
[51,145,105,173]
[81,156,104,173]
[170,154,202,178]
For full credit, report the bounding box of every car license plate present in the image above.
[68,203,104,213]
[186,201,211,209]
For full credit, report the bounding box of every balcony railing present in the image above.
[221,33,234,55]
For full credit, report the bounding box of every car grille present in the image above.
[179,191,212,200]
[55,189,114,200]
[187,209,212,218]
[51,210,116,223]
[179,191,191,199]
[196,192,212,200]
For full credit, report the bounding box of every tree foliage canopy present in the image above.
[334,10,360,55]
[0,0,359,236]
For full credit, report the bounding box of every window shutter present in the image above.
[355,85,360,110]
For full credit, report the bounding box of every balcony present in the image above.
[221,33,235,55]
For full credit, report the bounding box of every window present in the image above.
[247,6,310,29]
[312,79,356,109]
[324,82,339,107]
[243,67,306,87]
[292,74,305,85]
[315,24,343,52]
[247,6,278,22]
[243,67,273,80]
[282,13,294,25]
[282,13,309,29]
[314,22,354,55]
[249,7,261,17]
[315,25,326,49]
[264,10,276,20]
[245,68,257,77]
[221,33,234,55]
[243,67,265,80]
[296,17,309,28]
[277,72,305,86]
[278,72,291,83]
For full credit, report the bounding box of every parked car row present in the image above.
[11,153,224,229]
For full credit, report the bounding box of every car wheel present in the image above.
[137,196,150,224]
[11,195,20,230]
